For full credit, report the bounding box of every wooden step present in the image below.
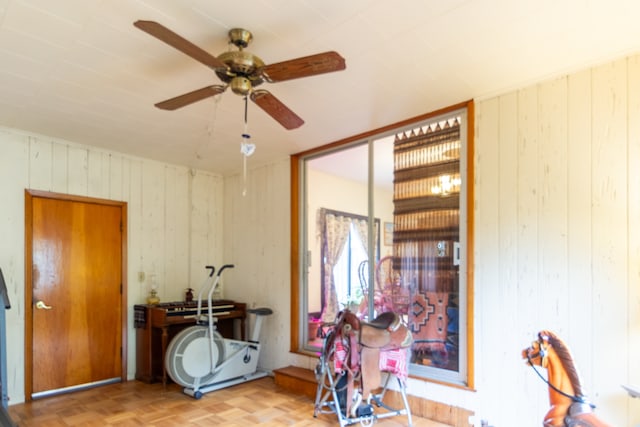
[273,365,317,399]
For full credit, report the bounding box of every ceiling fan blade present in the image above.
[134,20,227,70]
[155,85,226,110]
[250,90,304,130]
[262,51,346,83]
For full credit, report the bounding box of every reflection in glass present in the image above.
[392,117,462,374]
[317,209,379,322]
[304,143,372,348]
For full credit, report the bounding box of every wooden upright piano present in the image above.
[134,300,246,384]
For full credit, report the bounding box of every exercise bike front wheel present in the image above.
[165,325,225,388]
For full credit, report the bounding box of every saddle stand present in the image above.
[313,310,413,427]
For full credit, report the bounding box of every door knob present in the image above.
[35,300,52,310]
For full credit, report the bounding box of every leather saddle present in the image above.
[357,312,412,399]
[337,310,412,411]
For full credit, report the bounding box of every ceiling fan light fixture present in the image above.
[230,76,252,95]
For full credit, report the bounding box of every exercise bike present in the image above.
[164,264,273,399]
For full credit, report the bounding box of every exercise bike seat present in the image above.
[248,307,273,316]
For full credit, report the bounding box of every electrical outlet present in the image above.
[138,271,145,282]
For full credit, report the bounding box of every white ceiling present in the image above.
[1,0,640,176]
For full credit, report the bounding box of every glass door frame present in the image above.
[290,100,475,388]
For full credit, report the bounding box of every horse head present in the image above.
[522,332,551,369]
[522,330,613,427]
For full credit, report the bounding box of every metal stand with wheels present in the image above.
[313,328,413,427]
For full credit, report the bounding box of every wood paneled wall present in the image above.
[222,159,298,371]
[0,129,224,403]
[473,55,640,426]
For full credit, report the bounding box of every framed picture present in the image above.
[384,222,393,246]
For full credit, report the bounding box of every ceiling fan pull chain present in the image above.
[240,95,254,196]
[244,94,248,126]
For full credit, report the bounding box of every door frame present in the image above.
[24,189,128,401]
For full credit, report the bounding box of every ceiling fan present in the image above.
[134,21,346,130]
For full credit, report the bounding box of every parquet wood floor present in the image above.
[8,377,452,426]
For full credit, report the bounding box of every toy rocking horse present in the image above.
[522,330,613,427]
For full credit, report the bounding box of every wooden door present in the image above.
[26,192,126,398]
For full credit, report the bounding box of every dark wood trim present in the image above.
[465,99,475,390]
[294,100,472,159]
[23,191,33,401]
[120,203,128,383]
[25,189,126,207]
[289,156,300,353]
[24,189,128,400]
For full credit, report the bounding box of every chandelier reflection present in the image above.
[431,174,461,196]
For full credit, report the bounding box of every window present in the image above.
[291,101,474,388]
[332,222,368,310]
[318,209,380,323]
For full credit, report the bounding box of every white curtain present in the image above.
[319,210,351,322]
[352,218,379,259]
[352,218,369,255]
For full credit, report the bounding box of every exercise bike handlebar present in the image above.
[205,265,215,277]
[205,264,233,372]
[207,264,234,302]
[195,264,235,323]
[217,264,234,277]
